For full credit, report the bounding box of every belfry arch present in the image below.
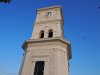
[48,29,53,38]
[40,30,44,38]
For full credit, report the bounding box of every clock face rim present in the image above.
[45,12,52,17]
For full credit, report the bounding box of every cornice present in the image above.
[37,5,62,11]
[34,19,63,25]
[22,37,70,47]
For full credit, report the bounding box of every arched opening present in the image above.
[40,30,44,38]
[48,29,53,38]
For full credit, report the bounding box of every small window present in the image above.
[48,29,53,38]
[34,61,45,75]
[40,30,44,38]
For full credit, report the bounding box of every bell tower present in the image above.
[31,5,64,39]
[19,6,72,75]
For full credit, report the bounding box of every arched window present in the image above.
[40,30,44,38]
[48,29,53,38]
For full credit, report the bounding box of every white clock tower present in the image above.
[19,5,72,75]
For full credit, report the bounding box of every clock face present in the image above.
[45,12,52,17]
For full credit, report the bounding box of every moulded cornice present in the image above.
[35,19,63,25]
[37,5,62,11]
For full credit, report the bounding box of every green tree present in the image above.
[0,0,10,3]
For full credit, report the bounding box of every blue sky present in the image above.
[0,0,100,75]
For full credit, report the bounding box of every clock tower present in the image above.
[19,6,72,75]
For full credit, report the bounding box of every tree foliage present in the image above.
[0,0,10,3]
